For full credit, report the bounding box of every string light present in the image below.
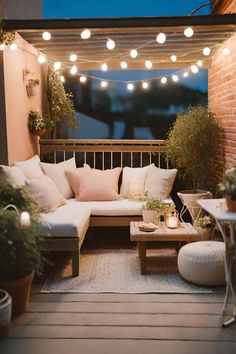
[145,60,152,69]
[142,81,149,89]
[80,75,87,83]
[70,65,78,75]
[197,60,203,67]
[60,75,65,83]
[106,38,116,50]
[156,32,166,44]
[130,49,138,58]
[223,47,230,55]
[183,71,189,78]
[101,63,108,71]
[53,61,61,70]
[69,54,77,62]
[38,54,46,63]
[120,61,128,69]
[101,80,108,88]
[10,43,17,50]
[170,55,177,62]
[81,29,91,39]
[172,74,179,82]
[42,31,51,41]
[184,27,194,38]
[191,64,199,73]
[0,43,6,50]
[161,77,167,84]
[127,83,134,91]
[203,47,211,56]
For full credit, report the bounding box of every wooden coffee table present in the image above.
[130,221,199,275]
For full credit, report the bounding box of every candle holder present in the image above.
[3,204,31,228]
[165,210,179,229]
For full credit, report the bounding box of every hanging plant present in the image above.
[47,67,76,136]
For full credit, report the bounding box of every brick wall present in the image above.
[208,0,236,179]
[212,0,236,14]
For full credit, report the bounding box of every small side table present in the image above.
[198,198,236,327]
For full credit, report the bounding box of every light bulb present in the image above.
[69,54,77,62]
[38,54,46,64]
[0,43,6,50]
[101,81,108,88]
[183,71,189,78]
[127,83,134,91]
[80,75,87,83]
[120,61,128,69]
[184,27,194,38]
[197,60,203,67]
[42,31,51,41]
[70,65,78,75]
[142,82,149,89]
[223,47,230,56]
[60,75,65,83]
[172,75,179,82]
[156,32,166,44]
[101,63,108,71]
[20,212,30,228]
[10,43,17,50]
[130,49,138,58]
[145,60,152,69]
[81,29,91,39]
[53,61,61,71]
[170,55,177,62]
[191,65,199,73]
[203,47,211,56]
[106,38,115,50]
[161,77,167,84]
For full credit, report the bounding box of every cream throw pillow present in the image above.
[0,165,27,187]
[120,164,153,198]
[40,157,77,199]
[144,165,177,199]
[26,174,67,213]
[14,155,43,180]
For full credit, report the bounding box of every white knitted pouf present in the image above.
[177,241,226,286]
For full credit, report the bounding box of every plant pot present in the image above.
[177,190,212,223]
[0,271,34,317]
[225,196,236,212]
[142,210,159,224]
[26,85,37,97]
[195,227,212,241]
[0,289,12,338]
[31,127,46,137]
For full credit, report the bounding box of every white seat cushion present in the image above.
[40,200,91,238]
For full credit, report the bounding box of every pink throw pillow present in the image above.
[66,167,122,201]
[65,164,91,197]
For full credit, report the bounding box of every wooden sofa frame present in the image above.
[40,139,168,276]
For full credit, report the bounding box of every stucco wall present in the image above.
[3,34,46,165]
[0,0,42,19]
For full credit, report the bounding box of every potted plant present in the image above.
[219,166,236,212]
[194,215,213,240]
[26,77,40,97]
[141,194,175,224]
[166,106,221,222]
[0,289,12,338]
[28,109,47,136]
[0,186,46,316]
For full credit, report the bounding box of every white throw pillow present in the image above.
[120,165,153,198]
[0,165,27,187]
[144,165,177,199]
[14,155,43,180]
[40,157,76,199]
[25,174,67,213]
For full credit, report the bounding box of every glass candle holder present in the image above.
[165,210,179,229]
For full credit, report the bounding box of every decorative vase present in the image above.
[0,271,34,317]
[26,85,37,97]
[0,289,12,338]
[226,196,236,212]
[142,210,159,224]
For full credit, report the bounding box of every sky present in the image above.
[43,0,210,93]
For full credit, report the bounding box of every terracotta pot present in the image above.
[142,210,159,224]
[0,289,12,338]
[31,127,46,136]
[226,196,236,213]
[195,227,212,241]
[26,85,37,97]
[0,271,34,317]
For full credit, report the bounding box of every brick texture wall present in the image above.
[208,1,236,179]
[212,0,236,14]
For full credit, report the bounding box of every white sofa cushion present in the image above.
[144,165,177,199]
[120,165,153,198]
[40,200,91,238]
[14,154,43,180]
[0,165,27,187]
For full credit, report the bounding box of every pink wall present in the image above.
[3,34,46,165]
[1,0,42,19]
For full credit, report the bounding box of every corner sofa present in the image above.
[0,148,177,277]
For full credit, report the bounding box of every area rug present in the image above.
[41,249,213,294]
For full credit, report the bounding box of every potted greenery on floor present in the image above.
[0,186,47,316]
[166,106,222,222]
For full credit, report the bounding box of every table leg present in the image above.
[137,241,146,275]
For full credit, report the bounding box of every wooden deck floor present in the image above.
[1,291,236,354]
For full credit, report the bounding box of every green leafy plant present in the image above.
[47,67,76,135]
[27,78,40,87]
[0,28,16,46]
[0,186,47,281]
[141,193,175,214]
[195,215,212,229]
[219,166,236,200]
[166,106,222,192]
[28,109,49,133]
